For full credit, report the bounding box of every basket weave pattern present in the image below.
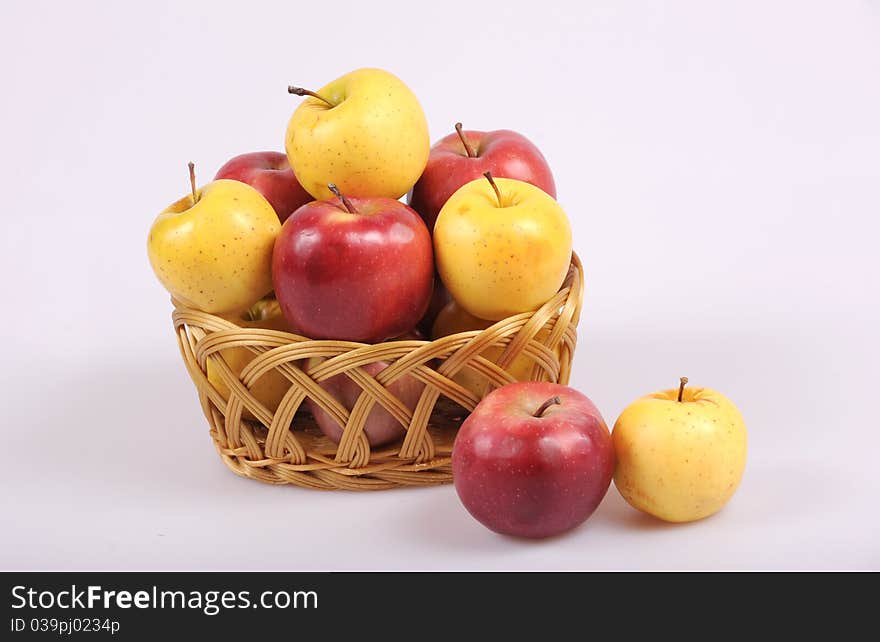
[173,254,583,490]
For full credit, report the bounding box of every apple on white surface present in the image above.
[452,382,615,539]
[612,377,748,523]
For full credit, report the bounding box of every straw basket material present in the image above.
[172,253,583,490]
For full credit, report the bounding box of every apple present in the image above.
[307,332,426,447]
[285,68,430,200]
[434,173,572,320]
[147,163,279,314]
[416,277,453,337]
[214,151,312,223]
[409,122,557,231]
[452,382,614,539]
[206,298,295,420]
[431,300,562,399]
[612,377,748,523]
[272,184,433,342]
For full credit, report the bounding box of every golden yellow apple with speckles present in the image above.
[147,170,279,314]
[433,175,572,321]
[206,298,295,420]
[285,68,430,200]
[431,300,564,399]
[612,378,748,523]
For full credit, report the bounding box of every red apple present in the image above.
[408,123,557,231]
[272,185,433,342]
[215,151,312,223]
[307,332,426,447]
[452,382,614,539]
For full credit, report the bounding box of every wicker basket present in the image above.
[172,253,583,490]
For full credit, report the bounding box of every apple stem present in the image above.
[533,396,561,418]
[328,183,358,214]
[188,161,198,204]
[288,85,334,108]
[454,122,476,158]
[483,171,503,207]
[678,376,689,402]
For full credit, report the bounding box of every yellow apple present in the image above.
[285,68,430,200]
[431,301,562,398]
[206,298,294,420]
[612,378,748,523]
[148,170,279,314]
[433,175,571,320]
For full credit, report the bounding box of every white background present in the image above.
[1,0,878,570]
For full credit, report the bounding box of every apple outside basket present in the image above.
[171,253,583,490]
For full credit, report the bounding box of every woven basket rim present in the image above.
[171,252,584,490]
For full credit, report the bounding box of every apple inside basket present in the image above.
[172,254,582,491]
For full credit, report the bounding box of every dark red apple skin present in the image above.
[215,151,312,223]
[452,382,614,539]
[408,129,557,231]
[308,357,425,448]
[272,196,433,343]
